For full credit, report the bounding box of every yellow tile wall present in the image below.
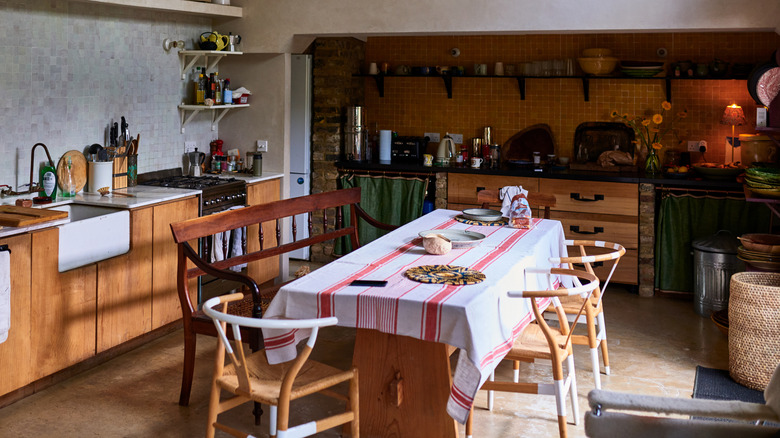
[363,32,780,164]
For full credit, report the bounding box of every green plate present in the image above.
[621,69,665,78]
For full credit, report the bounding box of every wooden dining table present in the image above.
[262,209,567,437]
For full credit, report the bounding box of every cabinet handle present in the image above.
[570,225,604,235]
[570,193,604,202]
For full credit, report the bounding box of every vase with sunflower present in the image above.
[611,101,687,176]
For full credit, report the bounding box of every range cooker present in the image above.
[138,170,247,215]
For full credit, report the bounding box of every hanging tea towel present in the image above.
[499,186,528,217]
[0,250,10,344]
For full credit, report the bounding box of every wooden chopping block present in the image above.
[57,150,88,194]
[0,205,68,227]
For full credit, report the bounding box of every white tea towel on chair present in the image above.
[499,185,528,217]
[0,250,10,344]
[227,206,247,272]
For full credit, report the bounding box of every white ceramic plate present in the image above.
[418,230,486,248]
[462,208,503,221]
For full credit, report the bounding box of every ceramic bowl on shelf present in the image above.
[582,48,613,58]
[577,57,619,76]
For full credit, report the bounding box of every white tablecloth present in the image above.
[262,209,567,423]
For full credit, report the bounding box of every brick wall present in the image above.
[310,37,365,262]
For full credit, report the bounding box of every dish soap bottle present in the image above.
[63,156,75,197]
[39,160,57,198]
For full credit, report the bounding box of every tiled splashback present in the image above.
[0,0,214,191]
[364,32,780,164]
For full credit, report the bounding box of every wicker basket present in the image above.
[728,272,780,390]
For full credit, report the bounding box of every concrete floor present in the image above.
[0,286,728,438]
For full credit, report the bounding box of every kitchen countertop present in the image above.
[0,172,285,239]
[335,161,745,191]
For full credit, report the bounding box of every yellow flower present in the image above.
[652,114,663,124]
[662,101,672,111]
[610,110,619,118]
[641,119,651,126]
[652,143,663,150]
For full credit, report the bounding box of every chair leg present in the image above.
[553,378,568,438]
[253,403,263,426]
[567,355,580,426]
[487,370,495,411]
[350,369,360,437]
[269,405,278,438]
[590,347,602,390]
[179,331,197,406]
[597,312,611,375]
[513,360,520,383]
[466,405,473,438]
[205,378,221,438]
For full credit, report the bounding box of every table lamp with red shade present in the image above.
[721,104,747,163]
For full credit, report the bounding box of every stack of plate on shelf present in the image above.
[744,166,780,198]
[620,61,665,78]
[737,233,780,271]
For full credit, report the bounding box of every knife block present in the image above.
[112,156,127,189]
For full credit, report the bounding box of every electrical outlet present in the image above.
[256,140,268,152]
[184,141,197,153]
[687,140,708,152]
[424,132,440,143]
[450,134,463,144]
[698,140,708,153]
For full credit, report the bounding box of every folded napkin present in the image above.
[499,186,528,217]
[0,250,10,344]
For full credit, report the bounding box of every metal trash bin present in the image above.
[692,230,744,317]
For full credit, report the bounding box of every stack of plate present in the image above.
[711,308,729,336]
[620,61,665,78]
[737,233,780,270]
[744,167,780,198]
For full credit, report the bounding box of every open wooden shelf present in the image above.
[68,0,242,18]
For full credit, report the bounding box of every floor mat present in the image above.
[693,366,765,404]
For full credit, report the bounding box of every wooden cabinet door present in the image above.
[152,197,198,329]
[96,207,153,352]
[0,234,32,395]
[246,179,281,285]
[30,228,97,380]
[447,174,539,207]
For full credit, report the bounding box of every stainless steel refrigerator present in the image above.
[289,54,312,259]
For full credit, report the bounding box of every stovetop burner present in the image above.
[141,175,242,190]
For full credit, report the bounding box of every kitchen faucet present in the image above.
[0,142,54,197]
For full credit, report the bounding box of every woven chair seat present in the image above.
[507,323,570,362]
[217,351,354,405]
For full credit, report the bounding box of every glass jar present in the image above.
[490,144,501,169]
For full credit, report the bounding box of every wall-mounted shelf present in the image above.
[357,74,748,102]
[178,50,243,79]
[178,104,249,133]
[68,0,242,18]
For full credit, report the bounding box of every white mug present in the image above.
[471,157,483,168]
[494,62,504,76]
[368,62,378,75]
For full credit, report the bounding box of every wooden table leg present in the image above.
[353,329,459,438]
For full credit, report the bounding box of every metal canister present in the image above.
[471,138,482,158]
[483,126,493,147]
[344,106,365,161]
[692,230,744,316]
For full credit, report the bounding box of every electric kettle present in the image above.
[436,134,456,166]
[188,149,206,176]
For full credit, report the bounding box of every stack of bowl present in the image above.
[744,166,780,198]
[577,48,619,76]
[737,233,780,271]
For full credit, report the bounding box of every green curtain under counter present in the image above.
[655,193,772,293]
[336,173,428,254]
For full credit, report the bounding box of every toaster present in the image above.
[391,136,429,163]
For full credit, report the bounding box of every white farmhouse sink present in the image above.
[46,204,130,272]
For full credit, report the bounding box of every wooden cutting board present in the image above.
[57,150,88,194]
[0,205,68,227]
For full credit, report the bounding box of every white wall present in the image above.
[0,0,215,191]
[224,0,780,54]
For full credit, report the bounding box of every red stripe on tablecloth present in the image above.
[264,328,299,351]
[420,219,541,342]
[450,383,474,410]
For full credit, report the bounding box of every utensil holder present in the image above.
[127,154,138,187]
[112,156,127,189]
[88,161,114,193]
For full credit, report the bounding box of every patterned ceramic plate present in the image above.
[455,215,508,226]
[462,208,503,221]
[405,265,486,285]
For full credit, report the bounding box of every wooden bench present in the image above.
[169,187,395,411]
